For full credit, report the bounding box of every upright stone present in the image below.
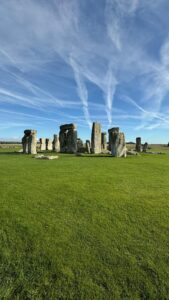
[53,134,60,152]
[39,138,46,151]
[22,135,29,154]
[46,138,53,151]
[108,127,119,151]
[136,137,142,152]
[59,123,77,153]
[91,122,101,154]
[59,129,67,152]
[86,140,91,154]
[67,128,77,153]
[143,142,148,152]
[22,129,37,154]
[101,132,107,151]
[77,138,84,152]
[108,127,126,157]
[28,130,37,154]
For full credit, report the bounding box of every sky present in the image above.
[0,0,169,143]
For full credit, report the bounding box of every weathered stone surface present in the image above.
[67,129,77,153]
[22,129,37,154]
[34,155,59,160]
[53,134,60,152]
[60,123,77,131]
[91,122,101,154]
[59,130,67,152]
[77,138,84,152]
[86,140,91,154]
[46,139,52,151]
[136,137,142,152]
[22,135,29,153]
[109,128,126,157]
[101,132,107,151]
[24,129,32,136]
[28,130,37,154]
[143,142,148,152]
[39,138,46,151]
[59,123,77,153]
[108,127,119,150]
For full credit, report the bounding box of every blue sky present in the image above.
[0,0,169,143]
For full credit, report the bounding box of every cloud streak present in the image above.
[0,0,169,140]
[69,57,92,128]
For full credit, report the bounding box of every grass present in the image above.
[0,149,169,299]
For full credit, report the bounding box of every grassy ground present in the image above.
[127,143,169,153]
[0,149,169,299]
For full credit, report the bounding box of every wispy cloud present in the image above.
[122,95,169,130]
[0,0,169,140]
[69,57,92,128]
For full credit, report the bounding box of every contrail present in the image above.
[69,57,92,128]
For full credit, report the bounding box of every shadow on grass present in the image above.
[76,154,113,158]
[0,152,23,155]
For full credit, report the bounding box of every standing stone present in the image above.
[59,130,67,152]
[91,122,101,154]
[53,134,60,152]
[101,132,107,151]
[46,138,53,151]
[108,127,119,151]
[39,138,46,151]
[86,140,91,154]
[143,142,148,152]
[22,129,37,154]
[108,127,126,157]
[28,130,37,154]
[136,137,142,152]
[22,135,29,154]
[59,124,77,153]
[67,128,77,153]
[77,138,84,152]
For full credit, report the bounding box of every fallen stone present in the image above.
[34,155,59,160]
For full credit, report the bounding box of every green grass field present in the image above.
[0,149,169,299]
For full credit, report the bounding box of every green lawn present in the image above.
[0,150,169,299]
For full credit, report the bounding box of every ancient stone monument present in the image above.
[91,122,101,154]
[108,127,126,157]
[86,140,91,154]
[136,137,142,152]
[22,130,37,154]
[59,123,77,153]
[77,138,84,152]
[22,134,29,154]
[143,142,148,152]
[53,134,60,152]
[46,138,53,151]
[39,138,46,151]
[101,132,107,151]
